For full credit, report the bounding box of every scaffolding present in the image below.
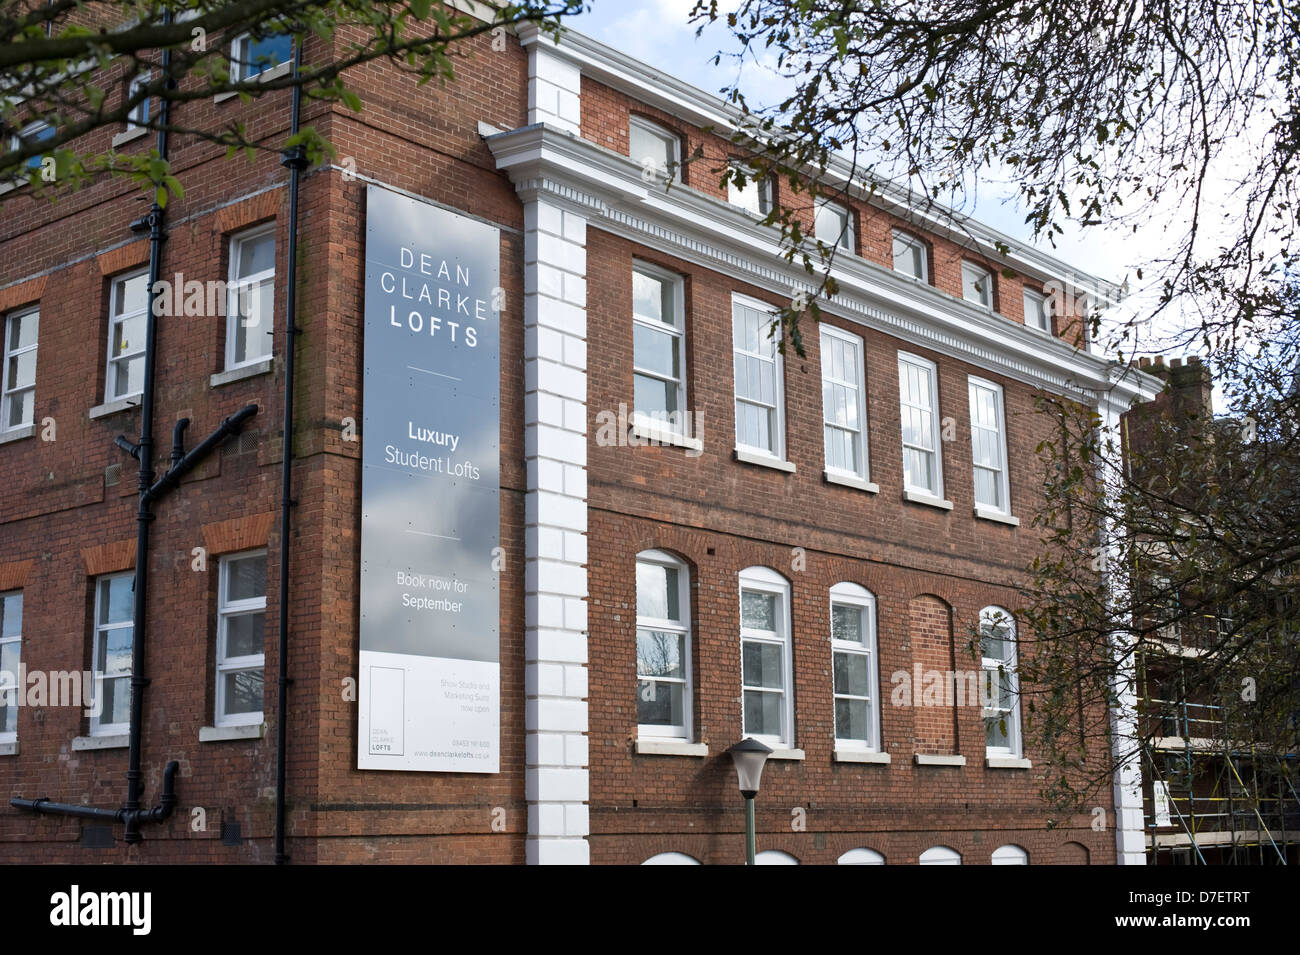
[1138,628,1300,864]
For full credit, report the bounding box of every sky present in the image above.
[559,0,1269,368]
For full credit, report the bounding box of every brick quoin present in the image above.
[0,13,1151,864]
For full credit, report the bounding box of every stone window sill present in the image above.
[211,356,273,388]
[0,424,35,445]
[824,469,878,493]
[628,413,702,453]
[89,396,141,420]
[0,741,17,756]
[986,755,1032,769]
[767,748,805,761]
[200,723,265,742]
[72,734,129,751]
[734,447,795,473]
[834,748,890,764]
[903,489,953,510]
[635,738,708,757]
[975,505,1020,526]
[914,753,966,767]
[111,126,150,148]
[215,61,292,103]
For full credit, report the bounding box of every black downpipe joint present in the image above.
[12,762,180,826]
[10,406,257,833]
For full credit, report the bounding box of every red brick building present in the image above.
[0,12,1158,863]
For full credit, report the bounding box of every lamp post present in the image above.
[728,737,773,865]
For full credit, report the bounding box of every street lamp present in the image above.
[728,737,773,865]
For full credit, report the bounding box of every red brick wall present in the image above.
[582,227,1115,864]
[579,77,1054,332]
[0,23,531,864]
[908,595,958,756]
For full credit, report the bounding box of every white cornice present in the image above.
[489,123,1161,409]
[517,22,1124,301]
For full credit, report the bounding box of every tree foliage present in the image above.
[1,0,579,199]
[691,0,1297,357]
[1021,344,1300,813]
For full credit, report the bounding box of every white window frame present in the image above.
[126,72,152,129]
[225,224,276,370]
[91,572,134,737]
[820,324,869,482]
[981,606,1021,758]
[738,566,794,749]
[968,376,1012,517]
[642,852,701,865]
[105,269,148,403]
[837,848,886,865]
[892,231,928,282]
[897,352,944,498]
[992,844,1029,865]
[230,30,293,82]
[215,549,268,727]
[961,262,994,309]
[814,199,854,252]
[727,161,771,216]
[755,850,799,865]
[2,306,38,431]
[629,115,680,183]
[829,582,880,752]
[0,591,22,744]
[1023,287,1050,332]
[8,120,55,176]
[731,293,787,462]
[631,261,688,435]
[919,846,962,865]
[635,549,693,741]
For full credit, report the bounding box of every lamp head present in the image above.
[727,737,773,799]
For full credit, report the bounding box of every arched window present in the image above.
[755,850,799,865]
[918,846,962,865]
[837,848,886,865]
[980,606,1021,757]
[643,852,701,865]
[829,583,880,752]
[738,567,793,748]
[992,844,1029,865]
[636,550,693,741]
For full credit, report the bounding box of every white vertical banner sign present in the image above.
[357,185,501,772]
[1152,780,1172,827]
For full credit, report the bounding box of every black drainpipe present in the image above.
[275,36,307,865]
[119,8,174,846]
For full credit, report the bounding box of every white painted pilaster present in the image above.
[522,195,590,865]
[1099,396,1148,865]
[528,43,582,134]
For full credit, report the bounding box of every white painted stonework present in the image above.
[528,42,582,135]
[521,193,590,864]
